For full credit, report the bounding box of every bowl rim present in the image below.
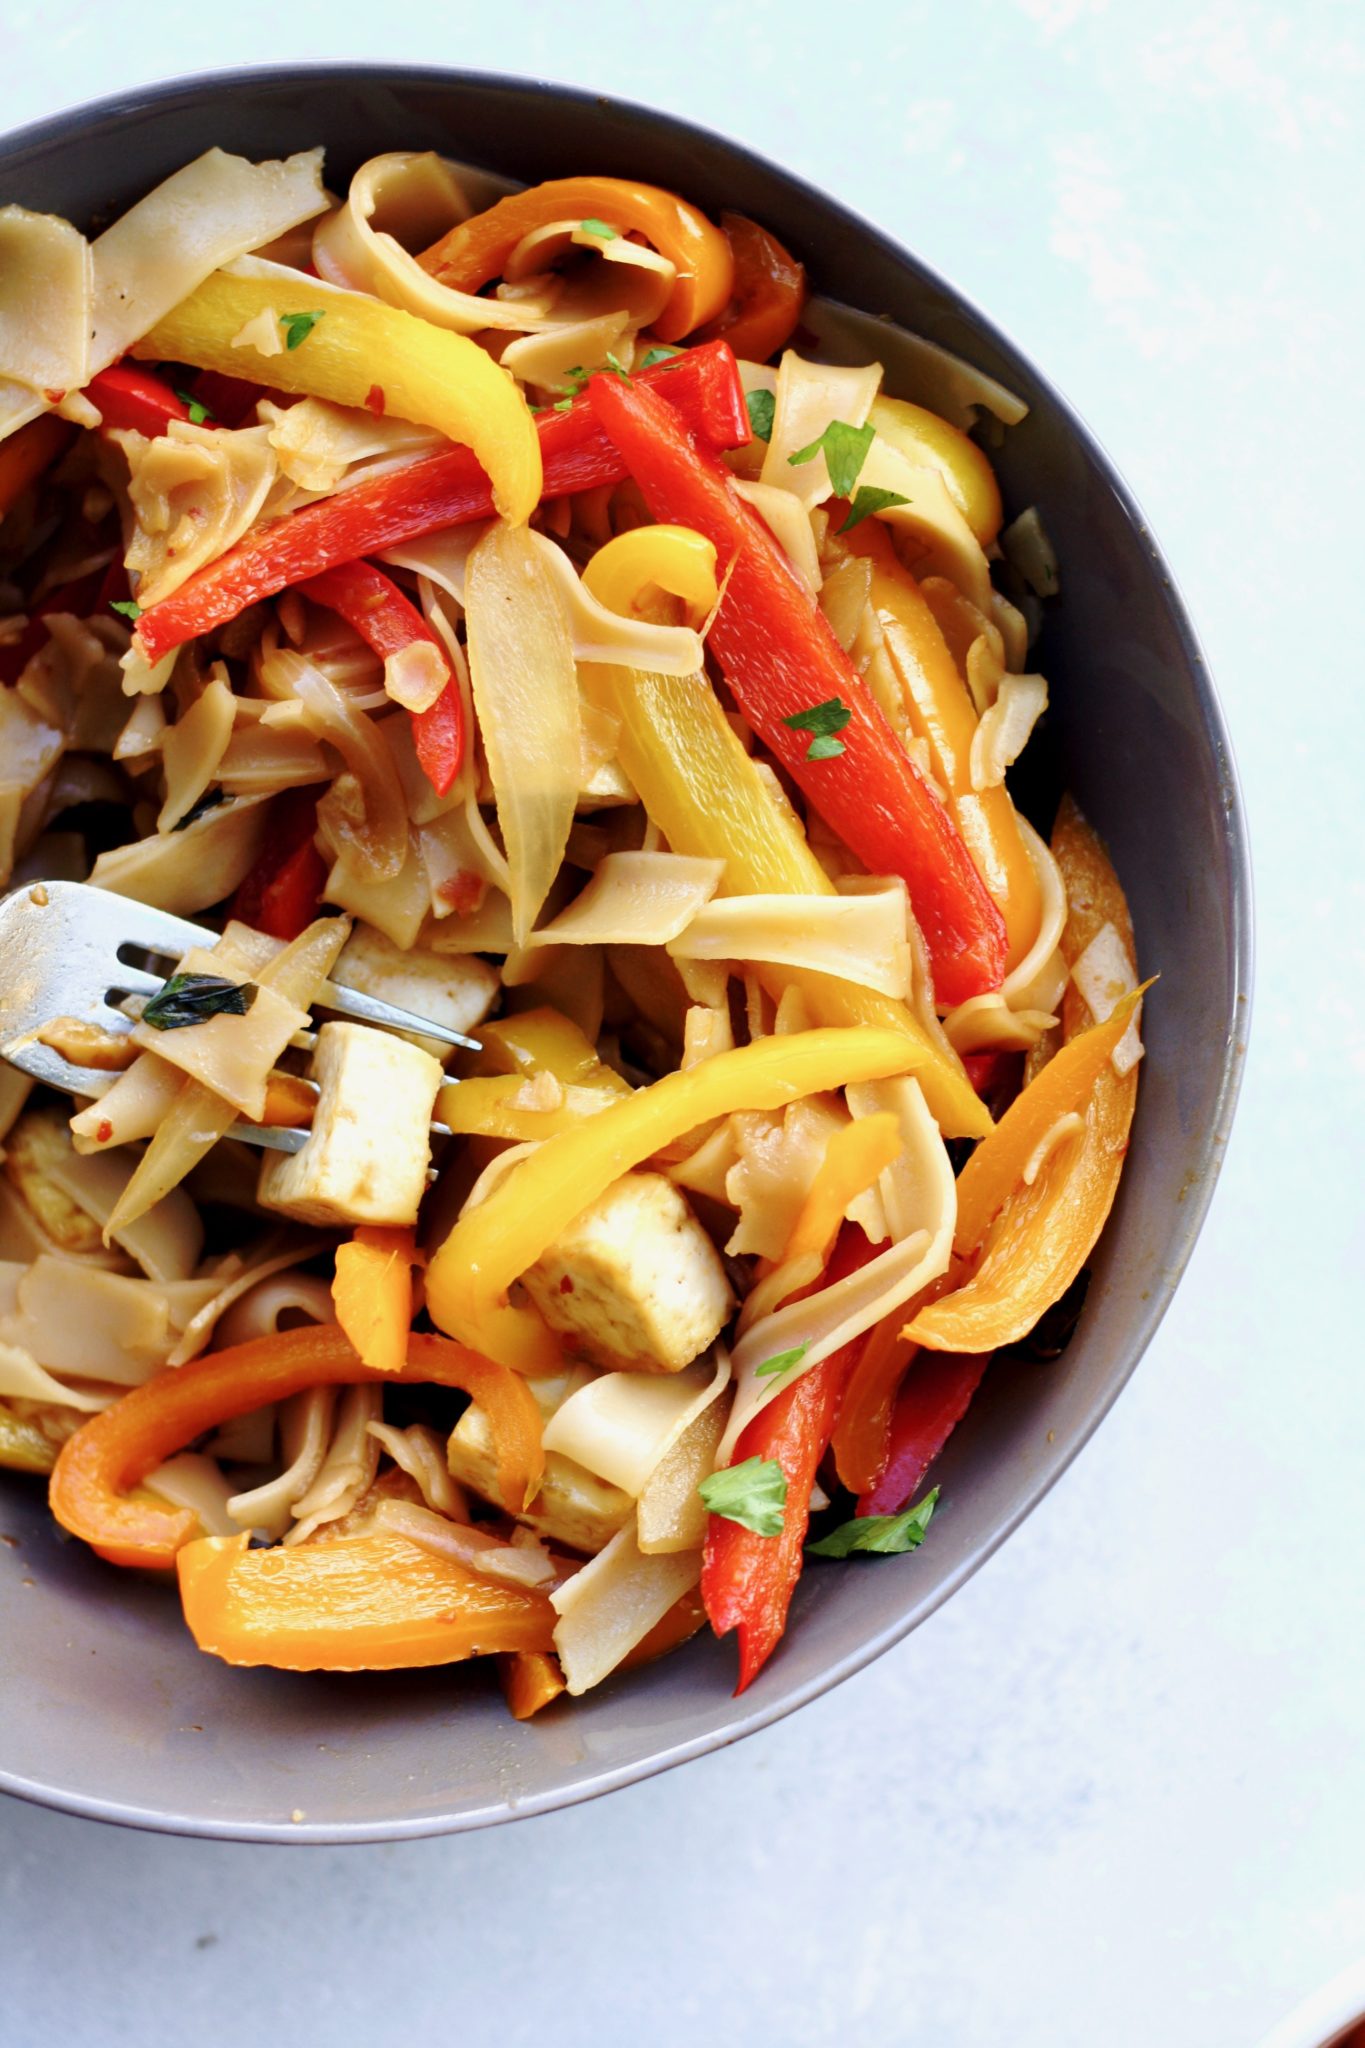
[0,60,1254,1844]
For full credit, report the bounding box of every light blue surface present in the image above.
[1,5,1361,2043]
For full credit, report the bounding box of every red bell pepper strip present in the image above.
[188,370,265,429]
[701,1229,874,1694]
[855,1350,989,1518]
[300,559,463,797]
[228,789,328,941]
[133,340,751,666]
[586,372,1008,1008]
[85,364,191,438]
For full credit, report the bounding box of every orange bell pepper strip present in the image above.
[425,1027,932,1356]
[693,212,807,362]
[830,1314,921,1496]
[418,175,734,343]
[49,1324,544,1571]
[0,413,75,520]
[177,1528,555,1671]
[905,803,1145,1353]
[499,1649,567,1719]
[844,518,1043,971]
[332,1226,422,1375]
[702,1229,875,1693]
[619,1583,709,1669]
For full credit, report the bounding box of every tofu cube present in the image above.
[520,1171,732,1375]
[446,1402,632,1555]
[334,924,500,1062]
[258,1022,442,1227]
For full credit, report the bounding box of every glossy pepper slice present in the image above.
[418,175,734,342]
[133,266,542,524]
[85,363,191,437]
[701,1229,874,1693]
[301,558,464,796]
[228,789,327,941]
[692,212,807,364]
[585,370,1009,1007]
[178,1528,556,1671]
[49,1324,545,1571]
[855,1350,990,1517]
[132,339,750,666]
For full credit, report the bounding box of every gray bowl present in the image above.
[0,65,1251,1843]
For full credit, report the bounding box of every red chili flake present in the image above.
[558,1275,574,1295]
[365,384,386,417]
[96,1118,113,1144]
[43,389,65,405]
[436,872,485,916]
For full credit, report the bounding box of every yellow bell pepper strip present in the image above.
[587,369,1009,1007]
[436,1073,623,1144]
[950,982,1148,1257]
[331,1226,422,1375]
[844,518,1043,970]
[426,1028,931,1350]
[476,1006,633,1094]
[132,338,749,666]
[581,523,719,626]
[418,175,734,343]
[579,660,990,1138]
[49,1323,545,1571]
[780,1113,903,1273]
[868,395,1003,547]
[0,1405,62,1475]
[132,266,542,525]
[905,804,1144,1353]
[0,413,75,519]
[499,1648,567,1719]
[178,1528,556,1671]
[692,213,807,365]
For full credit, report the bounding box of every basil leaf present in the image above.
[579,217,620,241]
[838,486,911,534]
[746,388,776,443]
[141,973,258,1033]
[787,419,874,499]
[698,1456,788,1537]
[109,598,142,622]
[807,1487,940,1558]
[756,1344,807,1379]
[280,311,325,351]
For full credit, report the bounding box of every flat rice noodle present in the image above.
[261,394,440,495]
[228,1384,336,1539]
[119,422,278,609]
[969,671,1048,792]
[0,1259,171,1385]
[35,1137,203,1281]
[857,437,994,611]
[284,1382,382,1545]
[0,205,92,393]
[366,1422,467,1521]
[732,479,821,594]
[70,1052,183,1154]
[156,675,239,832]
[289,661,409,882]
[636,1392,730,1554]
[0,1339,112,1415]
[142,1453,239,1536]
[799,296,1028,431]
[129,946,308,1122]
[530,852,724,949]
[669,884,912,1001]
[718,1076,955,1462]
[89,794,271,916]
[169,1238,330,1365]
[541,1349,730,1498]
[760,352,882,508]
[998,817,1069,1014]
[550,1510,702,1695]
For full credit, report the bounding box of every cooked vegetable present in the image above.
[140,972,258,1032]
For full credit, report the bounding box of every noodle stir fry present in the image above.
[0,148,1145,1707]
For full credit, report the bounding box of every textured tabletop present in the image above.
[2,6,1361,2044]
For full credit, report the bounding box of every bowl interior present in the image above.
[0,66,1250,1842]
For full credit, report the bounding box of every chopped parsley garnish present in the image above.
[280,310,325,351]
[756,1344,808,1380]
[807,1487,939,1558]
[142,973,258,1033]
[746,388,776,443]
[109,598,142,622]
[640,345,680,370]
[174,387,213,426]
[838,486,910,534]
[698,1456,788,1537]
[603,351,632,381]
[787,418,874,499]
[579,217,620,241]
[782,695,851,762]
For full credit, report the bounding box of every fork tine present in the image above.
[313,980,481,1051]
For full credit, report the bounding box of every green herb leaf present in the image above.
[603,351,632,381]
[787,418,874,499]
[579,217,620,241]
[174,387,213,426]
[109,598,142,622]
[640,345,680,370]
[838,486,911,534]
[171,790,230,832]
[746,388,776,443]
[280,310,325,351]
[756,1344,808,1380]
[807,1487,940,1558]
[553,397,575,412]
[782,696,851,759]
[141,973,258,1033]
[698,1456,788,1538]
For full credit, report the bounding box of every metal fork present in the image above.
[0,881,471,1155]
